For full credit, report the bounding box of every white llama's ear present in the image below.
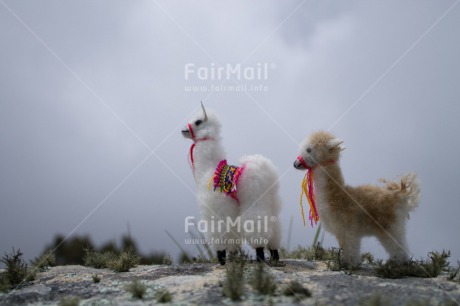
[201,101,208,122]
[326,138,344,150]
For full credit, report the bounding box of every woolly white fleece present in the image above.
[183,109,282,252]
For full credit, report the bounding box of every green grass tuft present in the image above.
[162,255,173,265]
[192,255,211,263]
[282,280,311,302]
[358,294,391,306]
[125,279,147,299]
[361,252,375,264]
[278,247,288,259]
[367,297,459,306]
[92,274,101,283]
[109,248,140,272]
[285,244,357,271]
[25,269,37,282]
[285,243,341,262]
[426,250,451,274]
[155,288,173,303]
[448,261,460,283]
[227,249,249,264]
[285,245,316,260]
[403,299,431,306]
[223,263,245,301]
[250,263,276,296]
[83,248,139,272]
[223,251,246,301]
[83,248,116,269]
[30,250,55,272]
[1,248,28,288]
[58,296,80,306]
[375,250,451,279]
[0,273,11,293]
[326,247,356,271]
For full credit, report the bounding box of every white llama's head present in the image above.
[294,130,345,170]
[182,102,221,141]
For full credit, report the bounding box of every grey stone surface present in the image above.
[0,261,459,305]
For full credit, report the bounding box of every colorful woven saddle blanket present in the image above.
[208,160,245,203]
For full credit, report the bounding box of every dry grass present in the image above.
[250,263,276,296]
[282,280,311,302]
[30,250,55,272]
[155,288,173,303]
[83,248,139,272]
[58,296,80,306]
[125,279,146,299]
[222,250,247,301]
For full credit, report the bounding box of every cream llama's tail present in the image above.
[381,173,420,211]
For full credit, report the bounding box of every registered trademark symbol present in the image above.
[270,216,277,222]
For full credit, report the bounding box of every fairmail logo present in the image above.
[184,215,276,234]
[184,62,275,81]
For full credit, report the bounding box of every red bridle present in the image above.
[297,155,309,169]
[187,123,196,142]
[297,155,335,170]
[187,123,212,172]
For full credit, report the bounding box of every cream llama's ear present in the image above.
[326,138,344,150]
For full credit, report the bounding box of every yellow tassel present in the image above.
[310,171,320,224]
[208,176,214,190]
[299,172,308,226]
[300,171,320,226]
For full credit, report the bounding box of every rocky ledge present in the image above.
[0,260,459,305]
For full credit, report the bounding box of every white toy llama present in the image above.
[182,103,282,264]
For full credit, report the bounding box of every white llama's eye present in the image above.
[306,148,312,153]
[195,120,203,126]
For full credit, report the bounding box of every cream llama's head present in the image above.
[294,130,345,170]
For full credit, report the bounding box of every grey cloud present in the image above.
[1,1,459,264]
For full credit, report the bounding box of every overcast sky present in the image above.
[1,0,459,265]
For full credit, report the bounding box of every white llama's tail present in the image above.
[381,173,420,211]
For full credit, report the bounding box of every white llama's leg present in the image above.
[237,155,282,262]
[267,215,282,251]
[266,194,282,262]
[238,192,278,262]
[268,216,282,262]
[199,193,241,264]
[239,202,270,247]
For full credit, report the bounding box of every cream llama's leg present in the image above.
[378,225,410,262]
[339,232,362,267]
